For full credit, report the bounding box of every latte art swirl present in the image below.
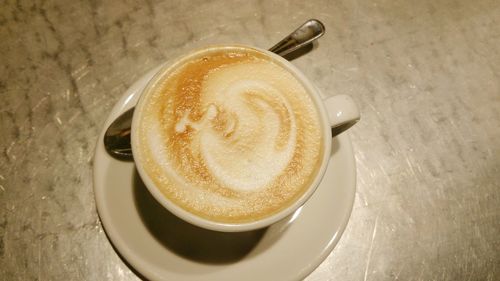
[135,47,323,223]
[198,78,298,192]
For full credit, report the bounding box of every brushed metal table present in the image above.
[1,0,498,280]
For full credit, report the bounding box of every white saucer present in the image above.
[93,68,357,281]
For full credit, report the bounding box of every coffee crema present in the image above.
[135,46,323,223]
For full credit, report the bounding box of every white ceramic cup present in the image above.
[131,45,360,232]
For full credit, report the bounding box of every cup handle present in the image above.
[323,95,360,137]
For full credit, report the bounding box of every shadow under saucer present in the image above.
[133,172,267,265]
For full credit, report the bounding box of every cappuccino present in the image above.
[134,46,323,223]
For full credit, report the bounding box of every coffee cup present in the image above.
[131,45,359,232]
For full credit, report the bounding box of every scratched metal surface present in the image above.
[1,0,499,280]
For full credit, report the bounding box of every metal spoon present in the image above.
[104,19,325,160]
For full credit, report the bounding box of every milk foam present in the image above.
[136,47,323,223]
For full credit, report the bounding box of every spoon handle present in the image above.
[268,19,325,57]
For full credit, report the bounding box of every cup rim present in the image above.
[131,44,333,232]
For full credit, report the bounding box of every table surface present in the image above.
[1,0,499,280]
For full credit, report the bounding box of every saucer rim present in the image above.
[92,67,356,281]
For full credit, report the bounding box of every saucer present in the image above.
[93,67,356,281]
